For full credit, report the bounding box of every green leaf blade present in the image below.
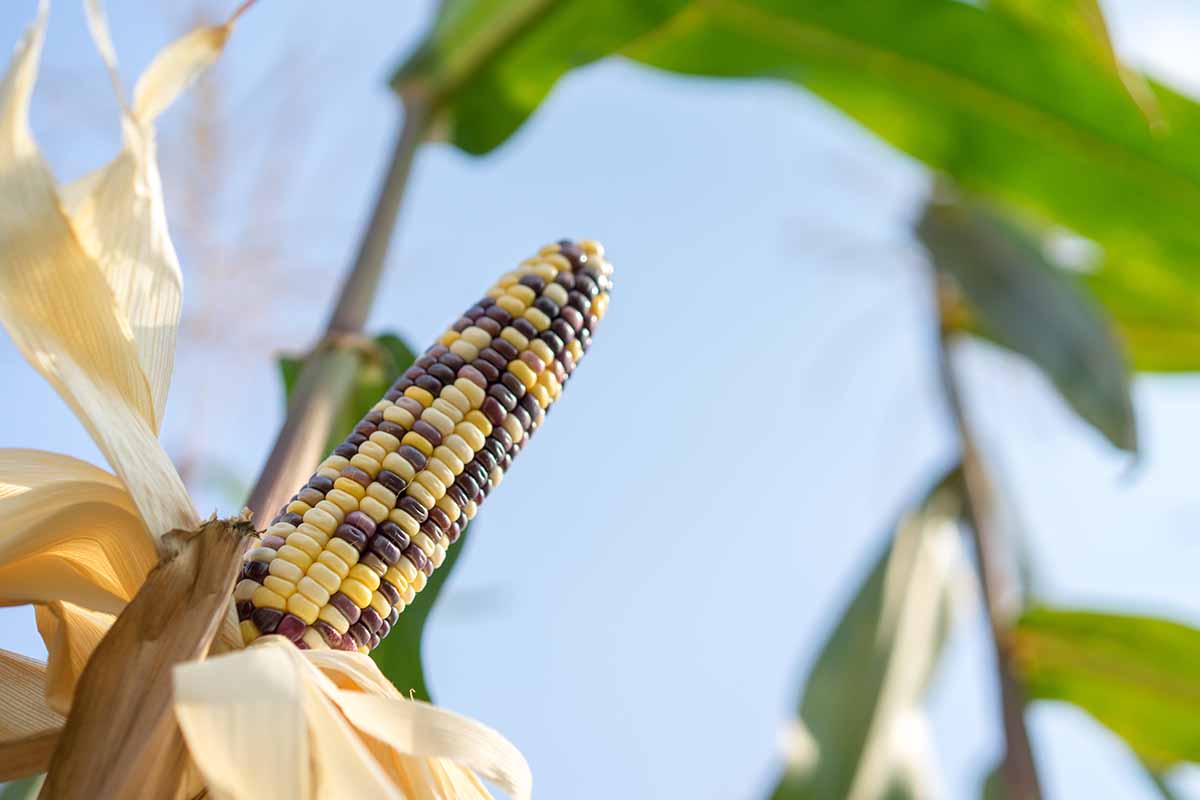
[1013,608,1200,768]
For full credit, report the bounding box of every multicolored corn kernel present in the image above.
[238,239,612,652]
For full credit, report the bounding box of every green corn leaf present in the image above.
[369,524,471,702]
[1013,608,1200,769]
[771,472,967,799]
[917,193,1136,452]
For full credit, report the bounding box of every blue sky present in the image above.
[2,1,1200,797]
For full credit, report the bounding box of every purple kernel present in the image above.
[344,510,378,537]
[250,607,283,634]
[329,592,361,625]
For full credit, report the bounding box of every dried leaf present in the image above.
[178,640,532,800]
[40,518,253,800]
[0,650,63,782]
[0,2,194,538]
[34,603,116,715]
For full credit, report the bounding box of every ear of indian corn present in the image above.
[235,240,612,653]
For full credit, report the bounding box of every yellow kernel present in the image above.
[530,383,551,409]
[421,407,455,437]
[523,307,551,331]
[317,466,341,480]
[334,477,367,500]
[370,592,391,618]
[449,339,479,361]
[390,508,420,536]
[433,445,464,474]
[502,414,524,442]
[436,494,461,523]
[415,471,447,501]
[411,571,428,592]
[382,452,416,482]
[369,430,401,452]
[373,399,393,412]
[567,339,583,361]
[455,421,485,451]
[460,327,492,350]
[327,538,360,567]
[543,283,568,306]
[432,397,464,424]
[269,558,304,583]
[399,580,417,604]
[307,562,341,593]
[296,522,330,546]
[484,286,505,300]
[394,558,419,584]
[266,522,297,538]
[321,455,350,473]
[319,605,350,634]
[413,532,435,557]
[287,532,323,560]
[286,500,311,516]
[464,410,493,437]
[317,551,350,579]
[438,329,460,346]
[303,506,338,536]
[500,326,529,350]
[234,579,259,602]
[496,295,525,316]
[360,496,389,523]
[401,431,434,457]
[454,378,485,409]
[507,284,536,305]
[529,339,555,365]
[592,294,609,319]
[277,545,313,571]
[541,253,571,271]
[407,481,437,509]
[440,385,471,414]
[366,482,398,509]
[350,453,381,476]
[358,440,387,463]
[247,546,274,563]
[252,585,286,611]
[463,499,479,520]
[444,434,474,463]
[431,544,447,568]
[341,578,373,608]
[580,239,603,257]
[297,576,330,606]
[263,575,296,598]
[489,466,504,489]
[507,360,537,389]
[286,592,319,624]
[426,456,457,486]
[348,564,381,592]
[315,500,346,525]
[302,628,328,650]
[240,620,260,644]
[531,262,559,281]
[384,567,410,590]
[384,404,416,428]
[537,242,560,256]
[326,489,359,515]
[497,272,519,288]
[404,386,434,407]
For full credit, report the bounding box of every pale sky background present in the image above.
[1,2,1200,798]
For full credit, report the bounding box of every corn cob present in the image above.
[234,239,612,653]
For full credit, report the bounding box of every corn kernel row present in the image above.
[235,239,612,653]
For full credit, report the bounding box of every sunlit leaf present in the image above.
[1012,608,1200,768]
[917,193,1136,452]
[278,332,419,452]
[771,473,968,799]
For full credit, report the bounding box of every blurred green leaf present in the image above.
[771,473,967,799]
[392,0,686,155]
[278,333,419,453]
[0,776,43,800]
[917,193,1136,452]
[370,524,471,702]
[1013,608,1200,768]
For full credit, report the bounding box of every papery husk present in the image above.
[39,517,253,800]
[0,650,63,781]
